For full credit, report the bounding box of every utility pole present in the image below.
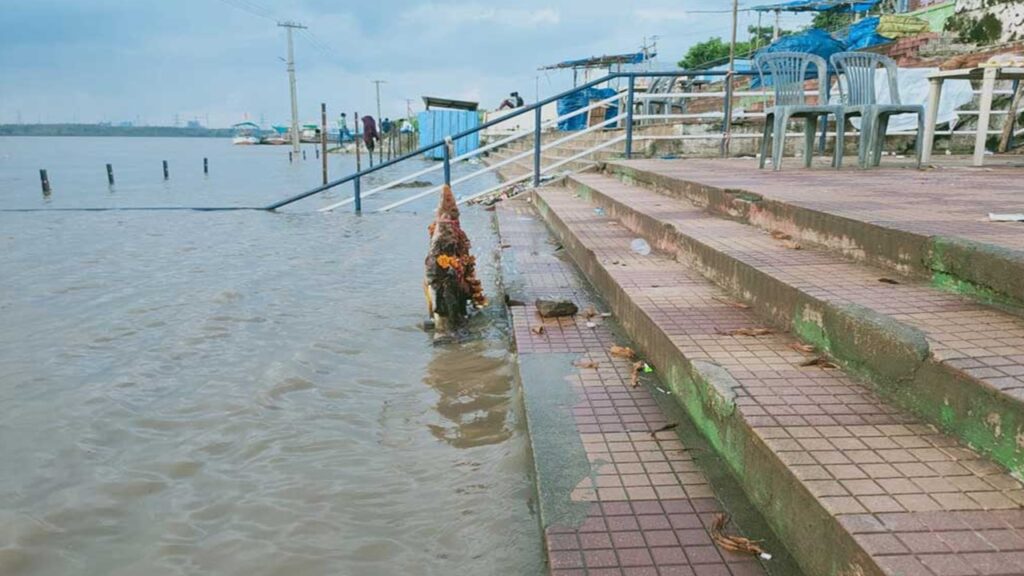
[279,21,306,155]
[372,80,386,164]
[724,0,739,158]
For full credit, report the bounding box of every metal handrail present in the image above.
[265,69,757,212]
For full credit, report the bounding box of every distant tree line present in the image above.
[0,124,235,138]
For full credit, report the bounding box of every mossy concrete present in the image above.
[534,189,879,576]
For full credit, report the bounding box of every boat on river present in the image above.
[231,121,261,145]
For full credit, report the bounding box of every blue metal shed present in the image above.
[418,109,480,160]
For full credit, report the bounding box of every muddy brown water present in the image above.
[0,137,543,575]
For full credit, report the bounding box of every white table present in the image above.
[922,66,1024,166]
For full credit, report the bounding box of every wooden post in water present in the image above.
[39,169,51,194]
[289,151,293,163]
[162,160,169,180]
[320,103,328,186]
[203,157,209,174]
[302,149,306,160]
[106,163,114,185]
[354,112,362,171]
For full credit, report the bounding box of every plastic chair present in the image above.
[830,52,925,168]
[756,52,841,171]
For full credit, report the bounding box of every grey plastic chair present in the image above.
[756,52,841,170]
[830,52,925,168]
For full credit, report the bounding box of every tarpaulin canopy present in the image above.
[539,52,649,71]
[751,0,879,13]
[839,16,891,50]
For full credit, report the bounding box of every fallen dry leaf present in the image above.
[711,514,770,559]
[790,342,816,354]
[719,327,773,337]
[712,296,750,309]
[609,345,636,360]
[770,230,792,240]
[582,306,598,319]
[781,240,802,250]
[630,361,644,387]
[800,356,838,369]
[878,277,901,285]
[575,359,600,369]
[530,326,546,335]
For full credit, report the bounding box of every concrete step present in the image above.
[603,159,1024,306]
[532,183,1024,576]
[568,170,1024,478]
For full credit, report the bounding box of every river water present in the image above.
[0,137,543,575]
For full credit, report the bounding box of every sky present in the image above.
[0,0,811,128]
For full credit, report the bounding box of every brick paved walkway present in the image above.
[532,185,1024,576]
[570,171,1024,405]
[615,158,1024,252]
[496,201,771,576]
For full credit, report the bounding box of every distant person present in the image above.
[381,117,392,135]
[498,91,524,110]
[361,115,379,154]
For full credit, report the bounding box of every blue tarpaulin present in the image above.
[839,16,891,50]
[751,29,846,87]
[557,87,619,131]
[751,0,879,12]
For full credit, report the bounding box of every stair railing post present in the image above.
[353,177,362,213]
[443,136,452,187]
[625,75,636,159]
[720,72,734,158]
[533,106,542,187]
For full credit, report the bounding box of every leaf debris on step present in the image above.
[582,306,598,319]
[790,342,816,353]
[878,277,901,285]
[711,514,771,560]
[781,240,802,250]
[799,356,838,369]
[630,361,644,387]
[712,296,750,309]
[770,230,792,240]
[575,359,600,369]
[530,325,546,335]
[610,345,636,360]
[719,327,773,337]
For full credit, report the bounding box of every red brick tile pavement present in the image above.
[496,200,769,576]
[534,185,1024,576]
[616,158,1024,253]
[571,171,1024,403]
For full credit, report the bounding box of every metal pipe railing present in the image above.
[265,69,747,211]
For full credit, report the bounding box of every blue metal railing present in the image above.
[265,69,754,212]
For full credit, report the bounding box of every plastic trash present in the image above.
[631,238,651,256]
[594,207,606,216]
[989,213,1024,222]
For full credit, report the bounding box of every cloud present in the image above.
[633,9,691,23]
[400,4,560,29]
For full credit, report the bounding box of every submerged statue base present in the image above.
[424,184,486,335]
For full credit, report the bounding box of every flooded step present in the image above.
[568,171,1024,478]
[494,198,801,576]
[532,183,1024,576]
[604,158,1024,306]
